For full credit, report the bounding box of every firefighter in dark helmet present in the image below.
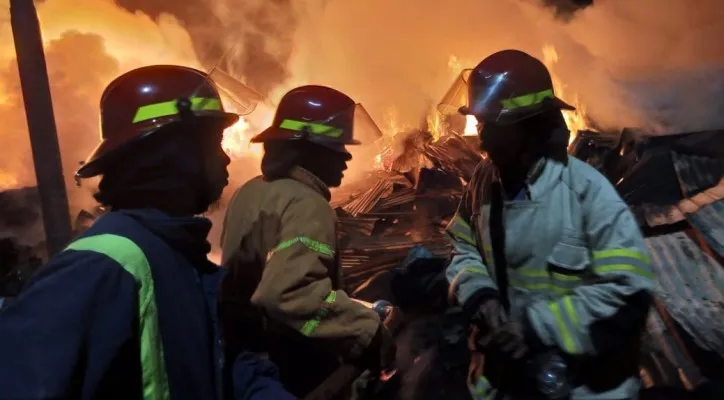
[438,50,653,399]
[219,85,396,397]
[0,65,293,400]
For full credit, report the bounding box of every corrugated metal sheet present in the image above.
[647,232,724,354]
[672,152,724,258]
[672,152,724,197]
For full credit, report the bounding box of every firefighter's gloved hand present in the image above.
[470,298,508,336]
[480,322,529,361]
[360,324,397,372]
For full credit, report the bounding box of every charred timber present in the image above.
[10,0,72,257]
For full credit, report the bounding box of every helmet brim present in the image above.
[458,95,575,116]
[77,112,239,178]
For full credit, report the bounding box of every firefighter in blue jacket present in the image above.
[439,50,655,399]
[0,65,294,400]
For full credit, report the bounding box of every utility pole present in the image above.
[10,0,72,257]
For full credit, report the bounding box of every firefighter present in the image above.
[0,65,293,400]
[440,50,654,399]
[219,85,396,397]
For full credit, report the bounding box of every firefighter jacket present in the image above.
[446,156,654,399]
[220,166,380,360]
[0,209,226,400]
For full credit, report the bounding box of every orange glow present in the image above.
[542,44,588,146]
[464,115,478,136]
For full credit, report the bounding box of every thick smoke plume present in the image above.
[1,0,723,259]
[127,0,724,135]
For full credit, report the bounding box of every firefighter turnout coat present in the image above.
[220,166,380,394]
[446,156,654,399]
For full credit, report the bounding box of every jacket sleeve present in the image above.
[250,195,380,358]
[445,183,499,308]
[526,176,654,356]
[232,353,296,400]
[0,250,139,399]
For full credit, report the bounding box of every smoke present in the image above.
[1,0,723,257]
[116,0,299,97]
[536,0,594,20]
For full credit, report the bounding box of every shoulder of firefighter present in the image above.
[221,173,381,360]
[445,156,654,356]
[0,223,142,399]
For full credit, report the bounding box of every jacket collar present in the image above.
[289,166,331,201]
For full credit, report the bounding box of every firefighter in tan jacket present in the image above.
[219,85,395,397]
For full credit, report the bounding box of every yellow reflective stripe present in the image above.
[271,236,335,258]
[593,264,654,279]
[280,119,343,138]
[592,248,653,279]
[300,291,337,336]
[562,296,578,329]
[446,215,476,245]
[500,89,554,110]
[548,301,578,354]
[509,280,572,295]
[592,248,650,264]
[66,234,170,400]
[132,97,222,123]
[515,269,582,282]
[470,375,494,400]
[461,266,489,276]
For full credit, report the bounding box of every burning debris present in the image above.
[332,130,482,290]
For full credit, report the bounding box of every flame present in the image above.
[542,44,587,146]
[220,103,262,159]
[0,0,263,190]
[464,115,478,136]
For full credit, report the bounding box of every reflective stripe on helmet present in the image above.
[279,119,343,138]
[132,97,223,123]
[500,89,554,110]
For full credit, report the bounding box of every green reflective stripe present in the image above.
[509,279,573,295]
[271,236,335,258]
[500,89,554,110]
[592,249,653,279]
[132,97,222,123]
[594,264,654,279]
[593,248,649,263]
[562,296,579,329]
[470,375,494,400]
[446,215,476,245]
[300,291,337,336]
[66,234,170,400]
[279,119,343,138]
[461,266,489,276]
[548,300,579,354]
[509,268,583,295]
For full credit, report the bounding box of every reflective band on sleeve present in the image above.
[300,291,337,336]
[280,119,343,138]
[446,214,476,246]
[132,97,223,123]
[548,300,579,354]
[66,234,170,400]
[461,267,489,276]
[469,375,494,400]
[270,236,335,258]
[500,89,554,110]
[592,249,654,279]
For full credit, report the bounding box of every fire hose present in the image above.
[303,300,403,400]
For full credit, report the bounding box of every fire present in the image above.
[464,115,478,136]
[542,44,587,145]
[220,105,262,159]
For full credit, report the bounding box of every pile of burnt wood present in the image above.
[331,130,482,290]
